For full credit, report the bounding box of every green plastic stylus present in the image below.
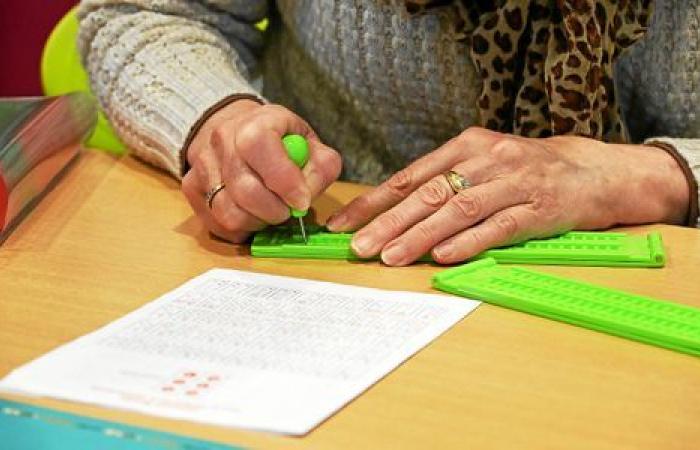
[282,134,310,243]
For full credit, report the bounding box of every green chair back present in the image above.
[41,10,269,155]
[41,7,126,154]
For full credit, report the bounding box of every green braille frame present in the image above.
[251,227,666,267]
[432,258,700,357]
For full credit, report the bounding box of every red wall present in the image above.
[0,1,78,96]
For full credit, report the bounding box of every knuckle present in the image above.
[449,193,483,222]
[457,126,480,142]
[323,149,343,179]
[233,178,287,224]
[235,123,262,153]
[215,207,244,232]
[417,179,451,208]
[305,164,327,191]
[532,188,558,209]
[311,149,342,189]
[515,174,540,200]
[386,169,414,198]
[531,190,561,221]
[457,126,492,144]
[348,194,374,216]
[232,176,260,204]
[414,223,438,245]
[264,164,296,191]
[494,213,519,238]
[209,125,231,150]
[490,138,525,163]
[469,227,488,248]
[377,211,405,234]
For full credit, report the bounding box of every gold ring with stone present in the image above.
[443,170,471,194]
[205,182,226,209]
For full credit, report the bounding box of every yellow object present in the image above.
[41,7,126,154]
[256,17,269,31]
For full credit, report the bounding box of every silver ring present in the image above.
[443,170,471,194]
[205,182,226,209]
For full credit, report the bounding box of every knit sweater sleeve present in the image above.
[617,2,700,227]
[77,0,268,177]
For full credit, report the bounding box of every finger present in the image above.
[182,170,251,243]
[223,154,290,224]
[379,178,526,266]
[327,127,500,232]
[431,205,543,264]
[188,140,224,198]
[236,128,309,210]
[350,157,497,257]
[326,141,464,232]
[209,186,267,234]
[234,108,316,211]
[303,139,342,198]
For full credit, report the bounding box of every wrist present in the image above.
[646,141,699,227]
[611,144,690,225]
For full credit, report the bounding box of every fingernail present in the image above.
[433,243,453,262]
[381,243,406,266]
[351,233,375,256]
[326,212,347,231]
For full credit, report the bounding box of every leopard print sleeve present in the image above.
[617,0,700,227]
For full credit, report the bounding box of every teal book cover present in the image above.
[0,399,242,450]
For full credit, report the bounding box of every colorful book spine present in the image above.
[0,93,96,242]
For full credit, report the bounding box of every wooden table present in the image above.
[1,151,699,450]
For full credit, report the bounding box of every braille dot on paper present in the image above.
[207,375,220,382]
[162,386,174,392]
[186,390,198,396]
[173,379,185,385]
[197,383,209,389]
[184,372,197,378]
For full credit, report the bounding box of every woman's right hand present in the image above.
[182,100,342,242]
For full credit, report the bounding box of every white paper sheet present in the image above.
[0,269,479,435]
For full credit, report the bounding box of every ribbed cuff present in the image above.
[79,9,267,178]
[645,139,700,227]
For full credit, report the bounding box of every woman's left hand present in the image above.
[326,127,689,266]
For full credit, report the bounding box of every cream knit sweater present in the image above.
[78,0,700,226]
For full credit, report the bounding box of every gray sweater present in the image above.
[78,0,700,226]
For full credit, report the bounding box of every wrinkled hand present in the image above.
[183,100,342,242]
[327,127,688,266]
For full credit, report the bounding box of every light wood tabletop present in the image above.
[1,150,699,450]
